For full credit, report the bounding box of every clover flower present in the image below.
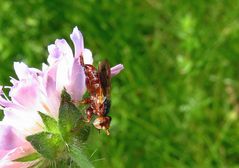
[0,27,124,167]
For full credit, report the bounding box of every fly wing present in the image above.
[98,60,111,98]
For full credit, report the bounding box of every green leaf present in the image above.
[26,132,65,160]
[14,152,41,162]
[38,112,59,134]
[69,145,94,168]
[58,89,83,142]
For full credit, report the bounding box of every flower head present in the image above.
[0,27,124,167]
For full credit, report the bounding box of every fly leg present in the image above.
[85,106,93,123]
[79,98,93,122]
[79,98,91,105]
[71,97,91,106]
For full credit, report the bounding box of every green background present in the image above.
[1,0,239,167]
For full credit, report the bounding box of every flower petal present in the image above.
[70,26,84,58]
[55,39,73,58]
[0,161,33,168]
[0,124,25,150]
[67,59,86,101]
[47,44,61,65]
[83,49,93,64]
[55,54,74,93]
[47,39,74,65]
[13,62,31,80]
[0,87,17,109]
[0,142,35,168]
[44,66,60,118]
[111,64,124,77]
[9,79,39,110]
[3,108,43,136]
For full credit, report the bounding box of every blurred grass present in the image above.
[1,0,239,167]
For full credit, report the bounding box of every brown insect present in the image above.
[79,55,112,135]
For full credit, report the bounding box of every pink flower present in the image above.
[0,62,56,167]
[0,26,124,167]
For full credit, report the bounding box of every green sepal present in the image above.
[61,88,71,102]
[26,132,65,160]
[58,89,84,142]
[13,152,41,162]
[69,145,94,168]
[38,112,59,134]
[78,125,91,143]
[72,125,91,143]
